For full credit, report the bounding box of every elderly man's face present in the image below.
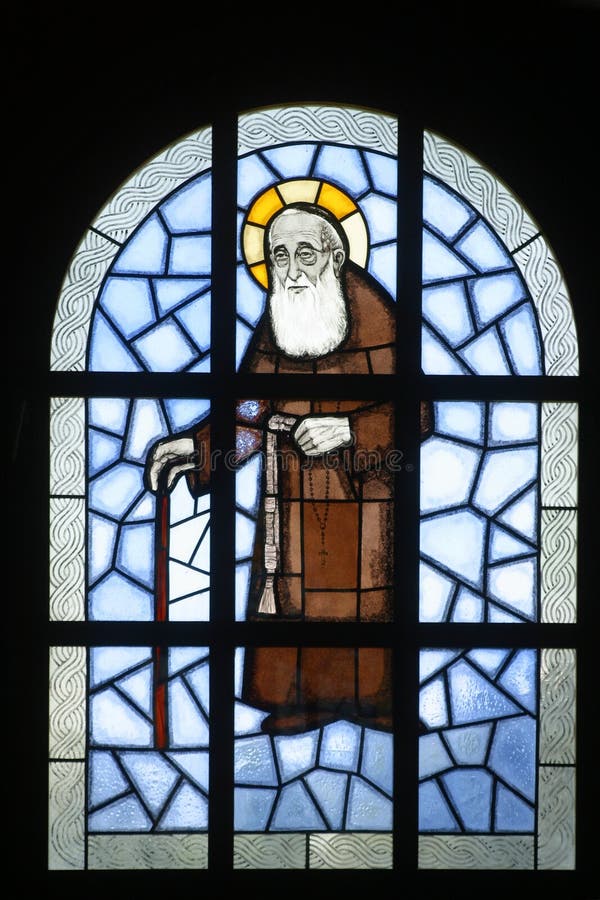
[269,210,343,291]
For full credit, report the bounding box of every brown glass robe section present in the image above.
[185,264,433,732]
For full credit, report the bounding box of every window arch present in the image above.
[43,101,584,883]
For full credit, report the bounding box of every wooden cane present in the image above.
[153,487,170,749]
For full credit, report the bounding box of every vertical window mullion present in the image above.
[208,109,238,872]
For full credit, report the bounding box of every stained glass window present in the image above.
[43,103,584,883]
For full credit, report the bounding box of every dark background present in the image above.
[4,3,599,897]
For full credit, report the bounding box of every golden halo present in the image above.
[241,178,369,288]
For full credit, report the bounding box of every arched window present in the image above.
[43,101,583,878]
[8,12,596,894]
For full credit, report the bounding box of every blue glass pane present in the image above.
[423,282,474,346]
[366,150,397,195]
[157,783,208,830]
[470,271,526,328]
[112,214,168,275]
[133,320,198,371]
[99,276,156,339]
[314,144,369,194]
[154,277,209,315]
[346,777,393,830]
[456,221,512,272]
[88,312,144,372]
[304,770,347,829]
[442,768,493,830]
[275,732,318,782]
[423,176,474,239]
[422,230,474,282]
[263,144,316,178]
[271,781,326,831]
[161,176,211,232]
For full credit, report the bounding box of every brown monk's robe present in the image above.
[186,263,433,733]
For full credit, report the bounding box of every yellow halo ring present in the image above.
[241,178,369,288]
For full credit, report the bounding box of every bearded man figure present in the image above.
[146,201,433,735]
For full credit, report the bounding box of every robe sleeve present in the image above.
[184,399,271,498]
[344,398,434,478]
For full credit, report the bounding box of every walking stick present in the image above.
[153,483,170,750]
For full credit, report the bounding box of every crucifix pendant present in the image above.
[319,546,328,565]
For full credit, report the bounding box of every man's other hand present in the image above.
[293,416,352,456]
[145,436,196,492]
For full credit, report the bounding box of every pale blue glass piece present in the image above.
[236,319,254,369]
[164,398,210,431]
[117,665,153,716]
[89,570,153,620]
[154,278,209,316]
[170,512,206,563]
[236,213,245,263]
[167,750,209,793]
[190,354,211,372]
[419,779,459,831]
[448,660,519,724]
[315,144,369,194]
[346,776,393,830]
[89,462,145,518]
[497,487,537,540]
[113,214,168,275]
[234,735,277,786]
[422,230,475,283]
[419,562,455,622]
[100,276,156,340]
[420,509,486,588]
[237,265,267,325]
[112,506,153,583]
[124,398,168,461]
[235,701,267,736]
[488,558,537,620]
[236,510,256,559]
[170,235,211,276]
[274,731,318,782]
[170,592,209,622]
[89,430,122,476]
[361,729,393,794]
[186,662,210,714]
[234,786,277,830]
[125,493,155,523]
[489,604,524,623]
[319,720,361,772]
[419,733,453,779]
[304,770,347,830]
[90,646,152,687]
[495,783,535,831]
[420,649,461,682]
[88,513,117,583]
[443,723,492,765]
[361,193,397,244]
[421,437,481,513]
[489,716,536,801]
[169,647,209,675]
[168,560,209,598]
[366,151,397,196]
[442,768,492,831]
[236,454,262,515]
[368,243,396,299]
[89,795,151,832]
[235,561,251,620]
[88,313,144,372]
[436,401,485,444]
[88,397,130,434]
[499,304,543,375]
[473,447,538,515]
[133,320,198,371]
[467,649,511,678]
[169,473,195,521]
[271,780,326,831]
[470,271,525,328]
[489,524,534,562]
[421,325,471,375]
[191,524,210,573]
[451,587,484,622]
[263,144,316,178]
[456,221,512,272]
[459,328,511,375]
[175,293,211,351]
[419,676,449,729]
[238,154,275,208]
[157,782,208,830]
[423,282,474,346]
[423,177,474,240]
[119,751,179,816]
[169,679,209,746]
[234,648,245,700]
[490,402,537,444]
[90,689,153,746]
[498,650,536,713]
[89,751,129,807]
[161,175,212,232]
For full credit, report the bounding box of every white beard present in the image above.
[268,261,349,358]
